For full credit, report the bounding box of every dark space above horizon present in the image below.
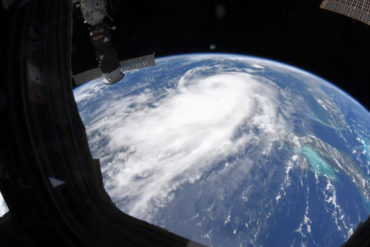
[72,0,369,110]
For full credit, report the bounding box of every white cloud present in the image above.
[73,78,102,102]
[86,71,288,220]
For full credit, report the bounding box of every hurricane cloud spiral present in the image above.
[83,70,287,219]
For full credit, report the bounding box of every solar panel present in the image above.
[73,67,102,86]
[321,0,370,25]
[73,53,156,86]
[121,53,156,72]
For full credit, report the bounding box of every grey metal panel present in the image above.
[321,0,370,25]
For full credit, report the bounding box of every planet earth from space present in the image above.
[2,53,369,246]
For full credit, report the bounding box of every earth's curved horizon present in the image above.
[150,53,369,113]
[154,53,368,113]
[1,53,370,247]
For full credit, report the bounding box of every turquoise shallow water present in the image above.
[359,135,370,161]
[307,112,343,130]
[300,146,338,180]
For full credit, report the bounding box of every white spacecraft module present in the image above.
[75,0,156,85]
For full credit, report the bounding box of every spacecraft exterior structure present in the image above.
[321,0,370,25]
[78,0,156,85]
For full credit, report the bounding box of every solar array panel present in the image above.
[121,53,156,72]
[321,0,370,25]
[73,53,156,86]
